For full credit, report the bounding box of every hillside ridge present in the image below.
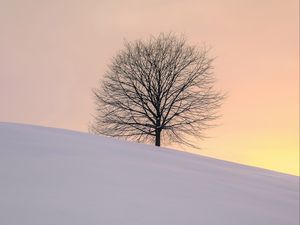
[0,122,299,225]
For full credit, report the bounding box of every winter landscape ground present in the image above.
[0,122,299,225]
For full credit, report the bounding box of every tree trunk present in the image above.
[155,129,161,146]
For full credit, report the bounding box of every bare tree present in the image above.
[90,33,224,148]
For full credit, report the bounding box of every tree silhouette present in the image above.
[90,33,224,147]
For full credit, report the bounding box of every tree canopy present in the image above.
[90,33,224,148]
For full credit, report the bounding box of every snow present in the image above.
[0,122,299,225]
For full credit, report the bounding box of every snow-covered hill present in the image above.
[0,122,299,225]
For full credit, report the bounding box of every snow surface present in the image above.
[0,122,299,225]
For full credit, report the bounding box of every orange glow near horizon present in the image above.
[0,0,299,175]
[182,131,299,176]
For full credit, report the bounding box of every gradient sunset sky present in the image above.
[0,0,299,175]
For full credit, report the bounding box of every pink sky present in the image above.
[0,0,299,175]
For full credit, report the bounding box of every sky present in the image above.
[0,0,299,175]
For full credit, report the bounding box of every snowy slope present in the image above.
[0,122,299,225]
